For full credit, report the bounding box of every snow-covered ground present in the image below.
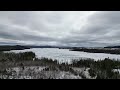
[72,67,96,79]
[113,69,120,74]
[7,48,120,63]
[0,66,95,79]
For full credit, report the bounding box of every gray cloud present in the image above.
[0,11,120,47]
[63,11,120,47]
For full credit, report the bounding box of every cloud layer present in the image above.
[0,11,120,47]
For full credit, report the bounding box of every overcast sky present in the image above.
[0,11,120,47]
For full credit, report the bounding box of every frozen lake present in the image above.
[6,48,120,63]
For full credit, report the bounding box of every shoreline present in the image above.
[70,48,120,55]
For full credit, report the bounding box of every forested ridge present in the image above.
[0,45,30,51]
[70,48,120,55]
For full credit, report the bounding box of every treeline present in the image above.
[0,52,71,73]
[104,46,120,48]
[0,52,35,62]
[70,48,120,55]
[71,58,120,79]
[0,45,30,51]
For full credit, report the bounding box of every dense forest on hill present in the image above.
[0,45,30,51]
[70,48,120,55]
[104,46,120,48]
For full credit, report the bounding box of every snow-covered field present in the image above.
[7,48,120,63]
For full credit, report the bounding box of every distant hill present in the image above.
[25,45,80,49]
[0,45,30,51]
[26,45,59,48]
[104,46,120,48]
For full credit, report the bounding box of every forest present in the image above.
[70,48,120,55]
[0,51,120,79]
[0,45,30,51]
